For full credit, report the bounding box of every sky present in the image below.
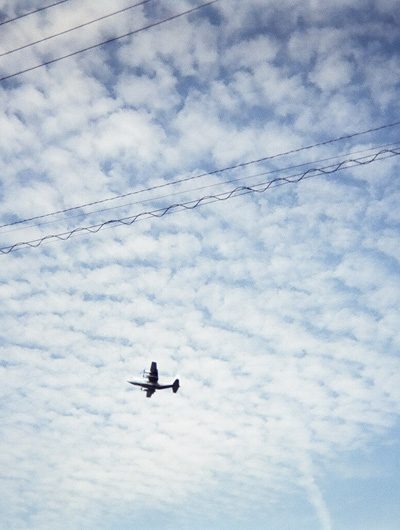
[0,0,400,529]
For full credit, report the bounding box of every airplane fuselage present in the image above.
[128,362,179,397]
[129,381,175,390]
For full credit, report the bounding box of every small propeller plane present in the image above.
[128,362,180,398]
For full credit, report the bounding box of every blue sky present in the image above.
[1,1,400,529]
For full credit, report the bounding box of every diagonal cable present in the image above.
[0,0,218,83]
[0,0,71,27]
[1,120,399,230]
[2,140,399,237]
[0,1,151,58]
[1,146,399,255]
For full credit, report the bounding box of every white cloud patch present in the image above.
[309,54,353,91]
[1,1,400,529]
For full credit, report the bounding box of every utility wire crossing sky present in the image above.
[0,0,71,27]
[1,143,400,254]
[0,0,218,82]
[1,119,399,230]
[0,1,151,58]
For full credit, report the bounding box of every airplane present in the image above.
[128,362,180,398]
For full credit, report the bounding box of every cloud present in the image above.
[1,1,400,529]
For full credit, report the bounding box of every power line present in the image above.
[2,140,399,237]
[1,119,399,230]
[0,0,218,83]
[0,0,151,59]
[1,146,399,255]
[0,0,71,27]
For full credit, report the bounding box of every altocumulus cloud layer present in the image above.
[0,1,400,529]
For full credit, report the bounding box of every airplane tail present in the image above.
[172,379,180,393]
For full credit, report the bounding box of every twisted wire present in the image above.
[1,147,399,255]
[2,140,399,238]
[1,120,399,230]
[2,141,394,237]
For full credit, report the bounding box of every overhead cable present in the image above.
[1,146,399,255]
[2,141,399,237]
[1,119,399,230]
[0,1,151,59]
[0,1,71,27]
[0,0,218,83]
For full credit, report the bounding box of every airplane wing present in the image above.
[148,361,158,384]
[146,388,155,398]
[128,381,144,387]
